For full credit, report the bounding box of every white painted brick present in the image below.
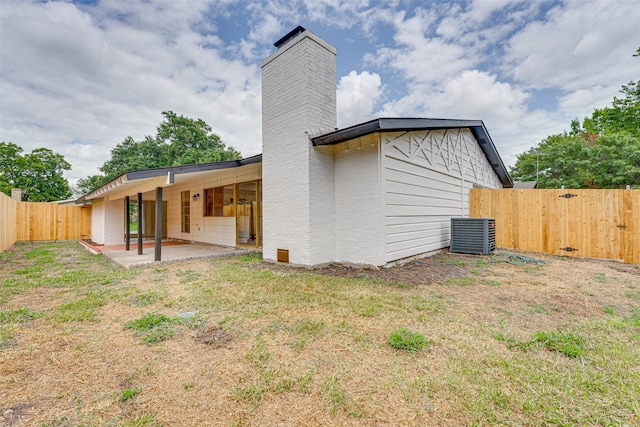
[103,198,124,245]
[262,30,336,266]
[334,143,385,265]
[90,198,106,244]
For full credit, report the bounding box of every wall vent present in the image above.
[450,218,496,255]
[277,249,289,263]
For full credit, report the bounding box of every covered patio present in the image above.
[77,156,263,265]
[79,240,254,269]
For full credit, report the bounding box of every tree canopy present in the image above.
[0,142,73,201]
[510,49,640,189]
[77,111,241,194]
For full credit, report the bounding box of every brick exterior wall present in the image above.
[261,30,337,266]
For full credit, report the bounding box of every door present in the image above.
[143,201,168,239]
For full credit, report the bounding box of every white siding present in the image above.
[383,129,501,263]
[334,141,384,266]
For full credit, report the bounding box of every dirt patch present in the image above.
[255,252,487,285]
[1,403,35,427]
[315,255,477,285]
[260,251,554,285]
[194,325,232,348]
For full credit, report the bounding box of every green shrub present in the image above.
[117,387,141,402]
[389,327,428,351]
[124,313,180,345]
[530,330,586,358]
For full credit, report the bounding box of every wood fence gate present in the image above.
[470,189,639,264]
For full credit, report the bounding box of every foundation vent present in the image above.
[277,249,289,263]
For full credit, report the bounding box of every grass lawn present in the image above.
[0,241,639,426]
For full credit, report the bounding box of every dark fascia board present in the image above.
[468,124,513,188]
[75,154,262,203]
[311,118,513,188]
[310,118,485,146]
[125,154,262,180]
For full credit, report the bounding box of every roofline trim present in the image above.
[311,118,513,188]
[76,154,262,202]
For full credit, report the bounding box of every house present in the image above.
[513,181,538,189]
[79,27,512,267]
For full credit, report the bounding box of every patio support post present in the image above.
[137,193,143,255]
[125,196,130,251]
[155,187,163,262]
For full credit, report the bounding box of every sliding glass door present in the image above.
[236,181,261,247]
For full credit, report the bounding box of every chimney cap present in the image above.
[274,26,306,48]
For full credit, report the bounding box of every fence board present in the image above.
[470,189,640,264]
[0,192,18,252]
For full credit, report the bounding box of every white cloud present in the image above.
[505,1,640,90]
[557,85,621,118]
[302,0,377,29]
[0,1,262,184]
[337,70,383,127]
[375,9,474,85]
[432,70,529,125]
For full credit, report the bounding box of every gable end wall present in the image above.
[382,128,501,263]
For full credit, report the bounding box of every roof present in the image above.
[513,181,538,189]
[311,118,513,188]
[77,154,262,203]
[77,118,513,203]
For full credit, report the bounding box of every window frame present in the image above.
[203,185,234,217]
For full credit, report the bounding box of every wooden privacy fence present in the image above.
[16,202,91,242]
[470,189,640,264]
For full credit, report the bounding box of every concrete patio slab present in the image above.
[79,241,256,268]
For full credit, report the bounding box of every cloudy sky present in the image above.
[1,0,639,186]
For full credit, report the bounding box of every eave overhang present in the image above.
[311,118,513,188]
[76,154,262,203]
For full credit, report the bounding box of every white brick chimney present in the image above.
[11,188,22,201]
[261,27,337,266]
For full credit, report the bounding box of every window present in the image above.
[181,191,190,233]
[204,185,234,217]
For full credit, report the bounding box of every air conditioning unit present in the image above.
[450,218,496,255]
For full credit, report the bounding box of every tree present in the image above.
[78,111,241,194]
[99,136,169,180]
[588,132,640,188]
[582,81,640,137]
[157,111,240,165]
[0,142,72,201]
[510,47,640,189]
[76,174,110,196]
[510,134,592,188]
[0,142,22,196]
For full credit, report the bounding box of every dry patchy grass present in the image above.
[1,242,639,426]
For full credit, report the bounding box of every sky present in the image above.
[1,0,639,187]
